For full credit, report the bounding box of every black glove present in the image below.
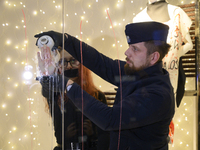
[40,75,69,93]
[34,31,68,50]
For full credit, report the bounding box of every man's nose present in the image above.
[125,47,130,56]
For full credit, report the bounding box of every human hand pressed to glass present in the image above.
[37,45,58,76]
[66,122,78,138]
[83,119,94,136]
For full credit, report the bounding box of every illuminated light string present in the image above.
[80,19,85,150]
[22,9,33,150]
[106,9,123,150]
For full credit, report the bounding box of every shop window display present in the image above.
[0,0,198,150]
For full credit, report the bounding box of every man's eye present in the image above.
[132,47,137,51]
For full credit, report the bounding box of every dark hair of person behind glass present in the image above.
[44,63,101,111]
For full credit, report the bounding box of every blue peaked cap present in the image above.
[125,21,169,44]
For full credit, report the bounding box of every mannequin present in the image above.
[133,0,193,107]
[133,0,193,145]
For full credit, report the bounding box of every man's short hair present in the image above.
[144,40,171,62]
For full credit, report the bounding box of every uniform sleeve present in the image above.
[64,34,126,87]
[67,82,173,131]
[96,91,110,150]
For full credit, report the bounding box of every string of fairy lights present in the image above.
[0,0,197,149]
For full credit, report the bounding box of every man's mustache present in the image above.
[126,57,132,63]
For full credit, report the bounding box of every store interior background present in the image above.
[0,0,198,149]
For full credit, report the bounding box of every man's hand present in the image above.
[34,31,68,49]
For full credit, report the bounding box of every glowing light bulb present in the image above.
[2,104,6,108]
[6,58,11,62]
[23,71,33,80]
[18,105,20,108]
[33,11,37,15]
[6,40,11,45]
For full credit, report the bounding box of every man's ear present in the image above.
[149,51,160,65]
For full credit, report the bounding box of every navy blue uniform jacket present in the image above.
[65,34,175,150]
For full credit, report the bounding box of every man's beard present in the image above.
[124,59,151,75]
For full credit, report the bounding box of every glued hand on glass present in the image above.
[37,45,57,76]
